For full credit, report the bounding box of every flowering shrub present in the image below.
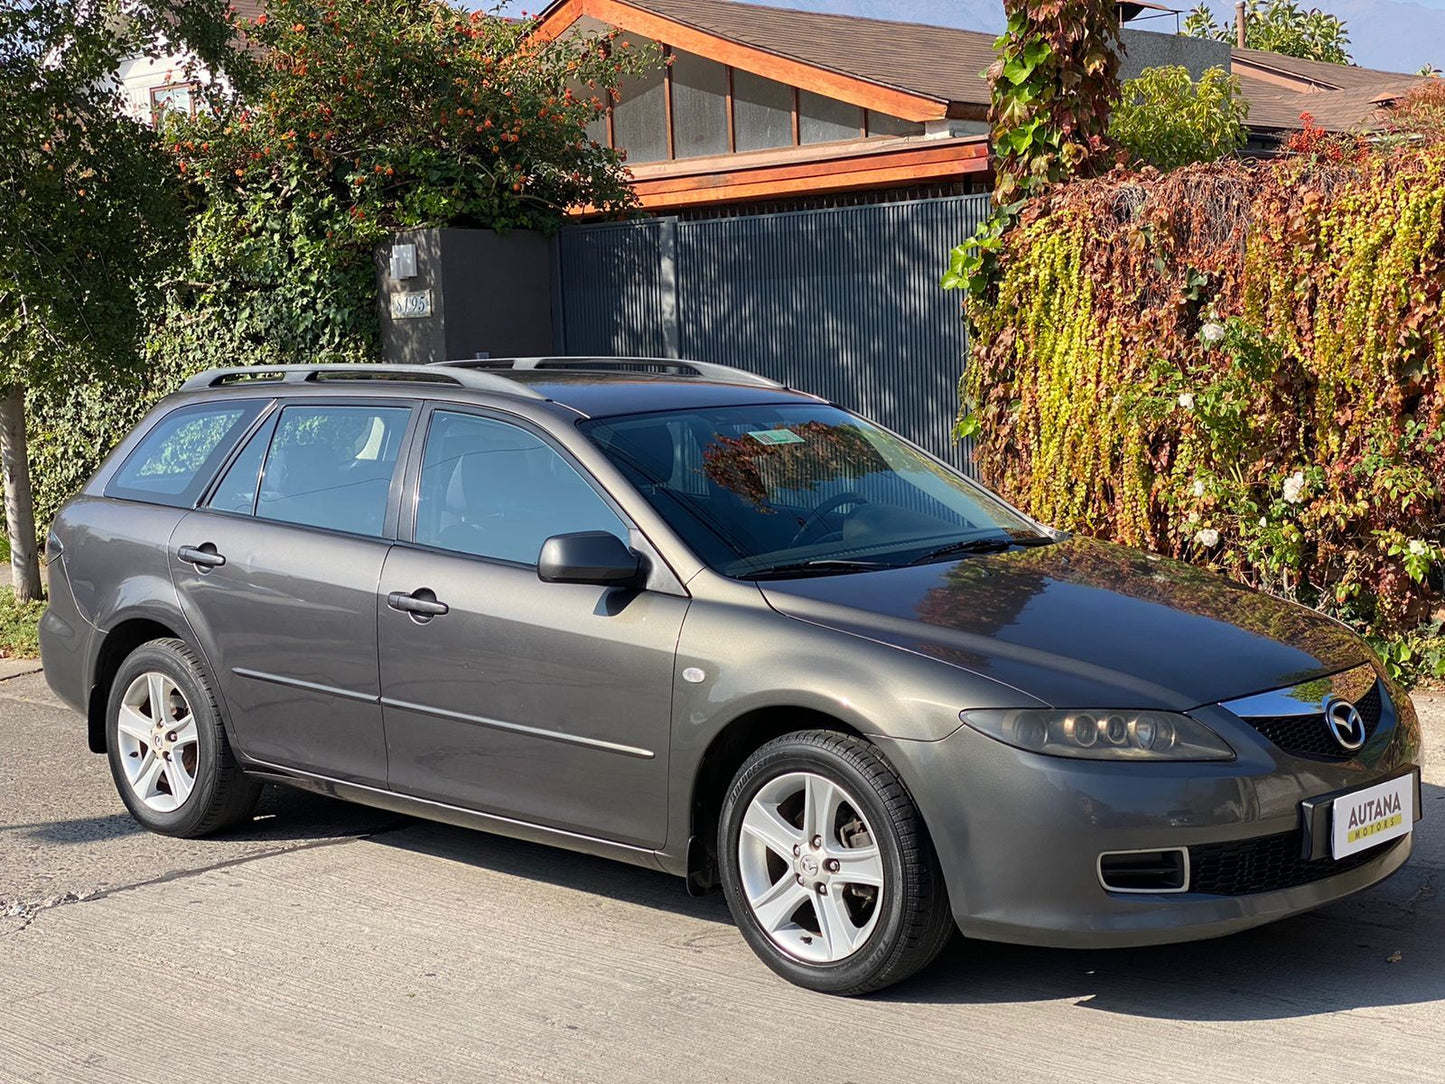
[147,0,639,375]
[958,144,1445,683]
[25,0,640,530]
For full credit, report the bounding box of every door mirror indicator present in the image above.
[537,532,641,587]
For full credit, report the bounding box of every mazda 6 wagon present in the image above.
[40,358,1423,995]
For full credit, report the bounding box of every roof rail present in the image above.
[179,364,547,399]
[434,356,785,390]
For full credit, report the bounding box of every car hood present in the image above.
[759,536,1371,710]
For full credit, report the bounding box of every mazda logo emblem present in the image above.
[1324,697,1367,752]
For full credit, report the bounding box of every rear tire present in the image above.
[718,730,953,995]
[106,638,261,837]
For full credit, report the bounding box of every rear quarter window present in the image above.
[105,400,267,508]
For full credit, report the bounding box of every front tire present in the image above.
[106,638,261,837]
[718,730,953,995]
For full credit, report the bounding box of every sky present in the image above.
[478,0,1445,75]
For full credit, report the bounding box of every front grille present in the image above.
[1189,828,1401,895]
[1241,680,1385,761]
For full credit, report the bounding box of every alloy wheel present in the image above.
[736,771,885,964]
[115,671,200,813]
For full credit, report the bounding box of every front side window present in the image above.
[255,404,411,537]
[414,411,626,565]
[583,404,1045,578]
[107,400,266,508]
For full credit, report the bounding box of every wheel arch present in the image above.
[685,706,866,892]
[86,614,199,753]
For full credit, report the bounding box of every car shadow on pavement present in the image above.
[878,782,1445,1019]
[359,783,1445,1021]
[376,819,736,924]
[8,784,404,846]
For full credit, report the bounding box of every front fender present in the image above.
[662,583,1038,869]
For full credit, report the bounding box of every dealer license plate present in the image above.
[1331,774,1414,859]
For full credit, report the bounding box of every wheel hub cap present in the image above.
[116,671,199,814]
[737,771,886,965]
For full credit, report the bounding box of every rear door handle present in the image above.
[387,589,449,619]
[178,544,226,570]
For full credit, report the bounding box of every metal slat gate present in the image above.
[554,194,993,471]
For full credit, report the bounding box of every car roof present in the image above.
[178,358,823,419]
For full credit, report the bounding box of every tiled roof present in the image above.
[599,0,1425,131]
[1230,46,1414,93]
[1242,76,1425,132]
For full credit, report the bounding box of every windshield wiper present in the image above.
[745,558,892,580]
[908,533,1055,566]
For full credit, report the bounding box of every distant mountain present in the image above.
[494,0,1441,76]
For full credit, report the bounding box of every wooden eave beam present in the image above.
[583,138,990,212]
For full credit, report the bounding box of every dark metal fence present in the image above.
[553,193,993,471]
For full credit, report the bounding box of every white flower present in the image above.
[1259,516,1268,527]
[1201,321,1226,343]
[1408,539,1429,557]
[1281,470,1307,505]
[1187,510,1201,524]
[1178,392,1196,410]
[1195,528,1221,547]
[1191,478,1206,498]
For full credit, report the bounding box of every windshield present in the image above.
[581,404,1049,578]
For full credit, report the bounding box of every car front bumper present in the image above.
[874,691,1423,949]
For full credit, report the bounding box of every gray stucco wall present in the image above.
[1119,28,1232,82]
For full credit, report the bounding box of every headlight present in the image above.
[959,709,1235,761]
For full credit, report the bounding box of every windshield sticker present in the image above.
[747,429,805,446]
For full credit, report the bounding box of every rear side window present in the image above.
[206,413,279,515]
[107,401,266,508]
[255,404,411,537]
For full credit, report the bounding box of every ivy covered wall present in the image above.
[961,139,1445,679]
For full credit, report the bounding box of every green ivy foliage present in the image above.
[987,0,1122,207]
[943,0,1121,341]
[960,145,1445,684]
[1110,66,1249,172]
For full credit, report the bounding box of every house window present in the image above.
[732,70,794,153]
[865,110,924,138]
[590,38,923,163]
[670,50,729,159]
[612,35,669,164]
[149,82,198,127]
[800,90,862,144]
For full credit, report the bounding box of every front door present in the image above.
[172,399,415,785]
[378,407,686,849]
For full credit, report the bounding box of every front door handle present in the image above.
[387,589,449,619]
[178,544,227,570]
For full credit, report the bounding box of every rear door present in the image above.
[377,406,687,848]
[171,399,417,785]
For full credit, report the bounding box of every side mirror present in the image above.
[537,531,641,587]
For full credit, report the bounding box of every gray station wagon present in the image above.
[40,358,1422,995]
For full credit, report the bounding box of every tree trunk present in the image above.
[0,384,43,602]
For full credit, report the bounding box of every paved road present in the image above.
[3,668,1444,1083]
